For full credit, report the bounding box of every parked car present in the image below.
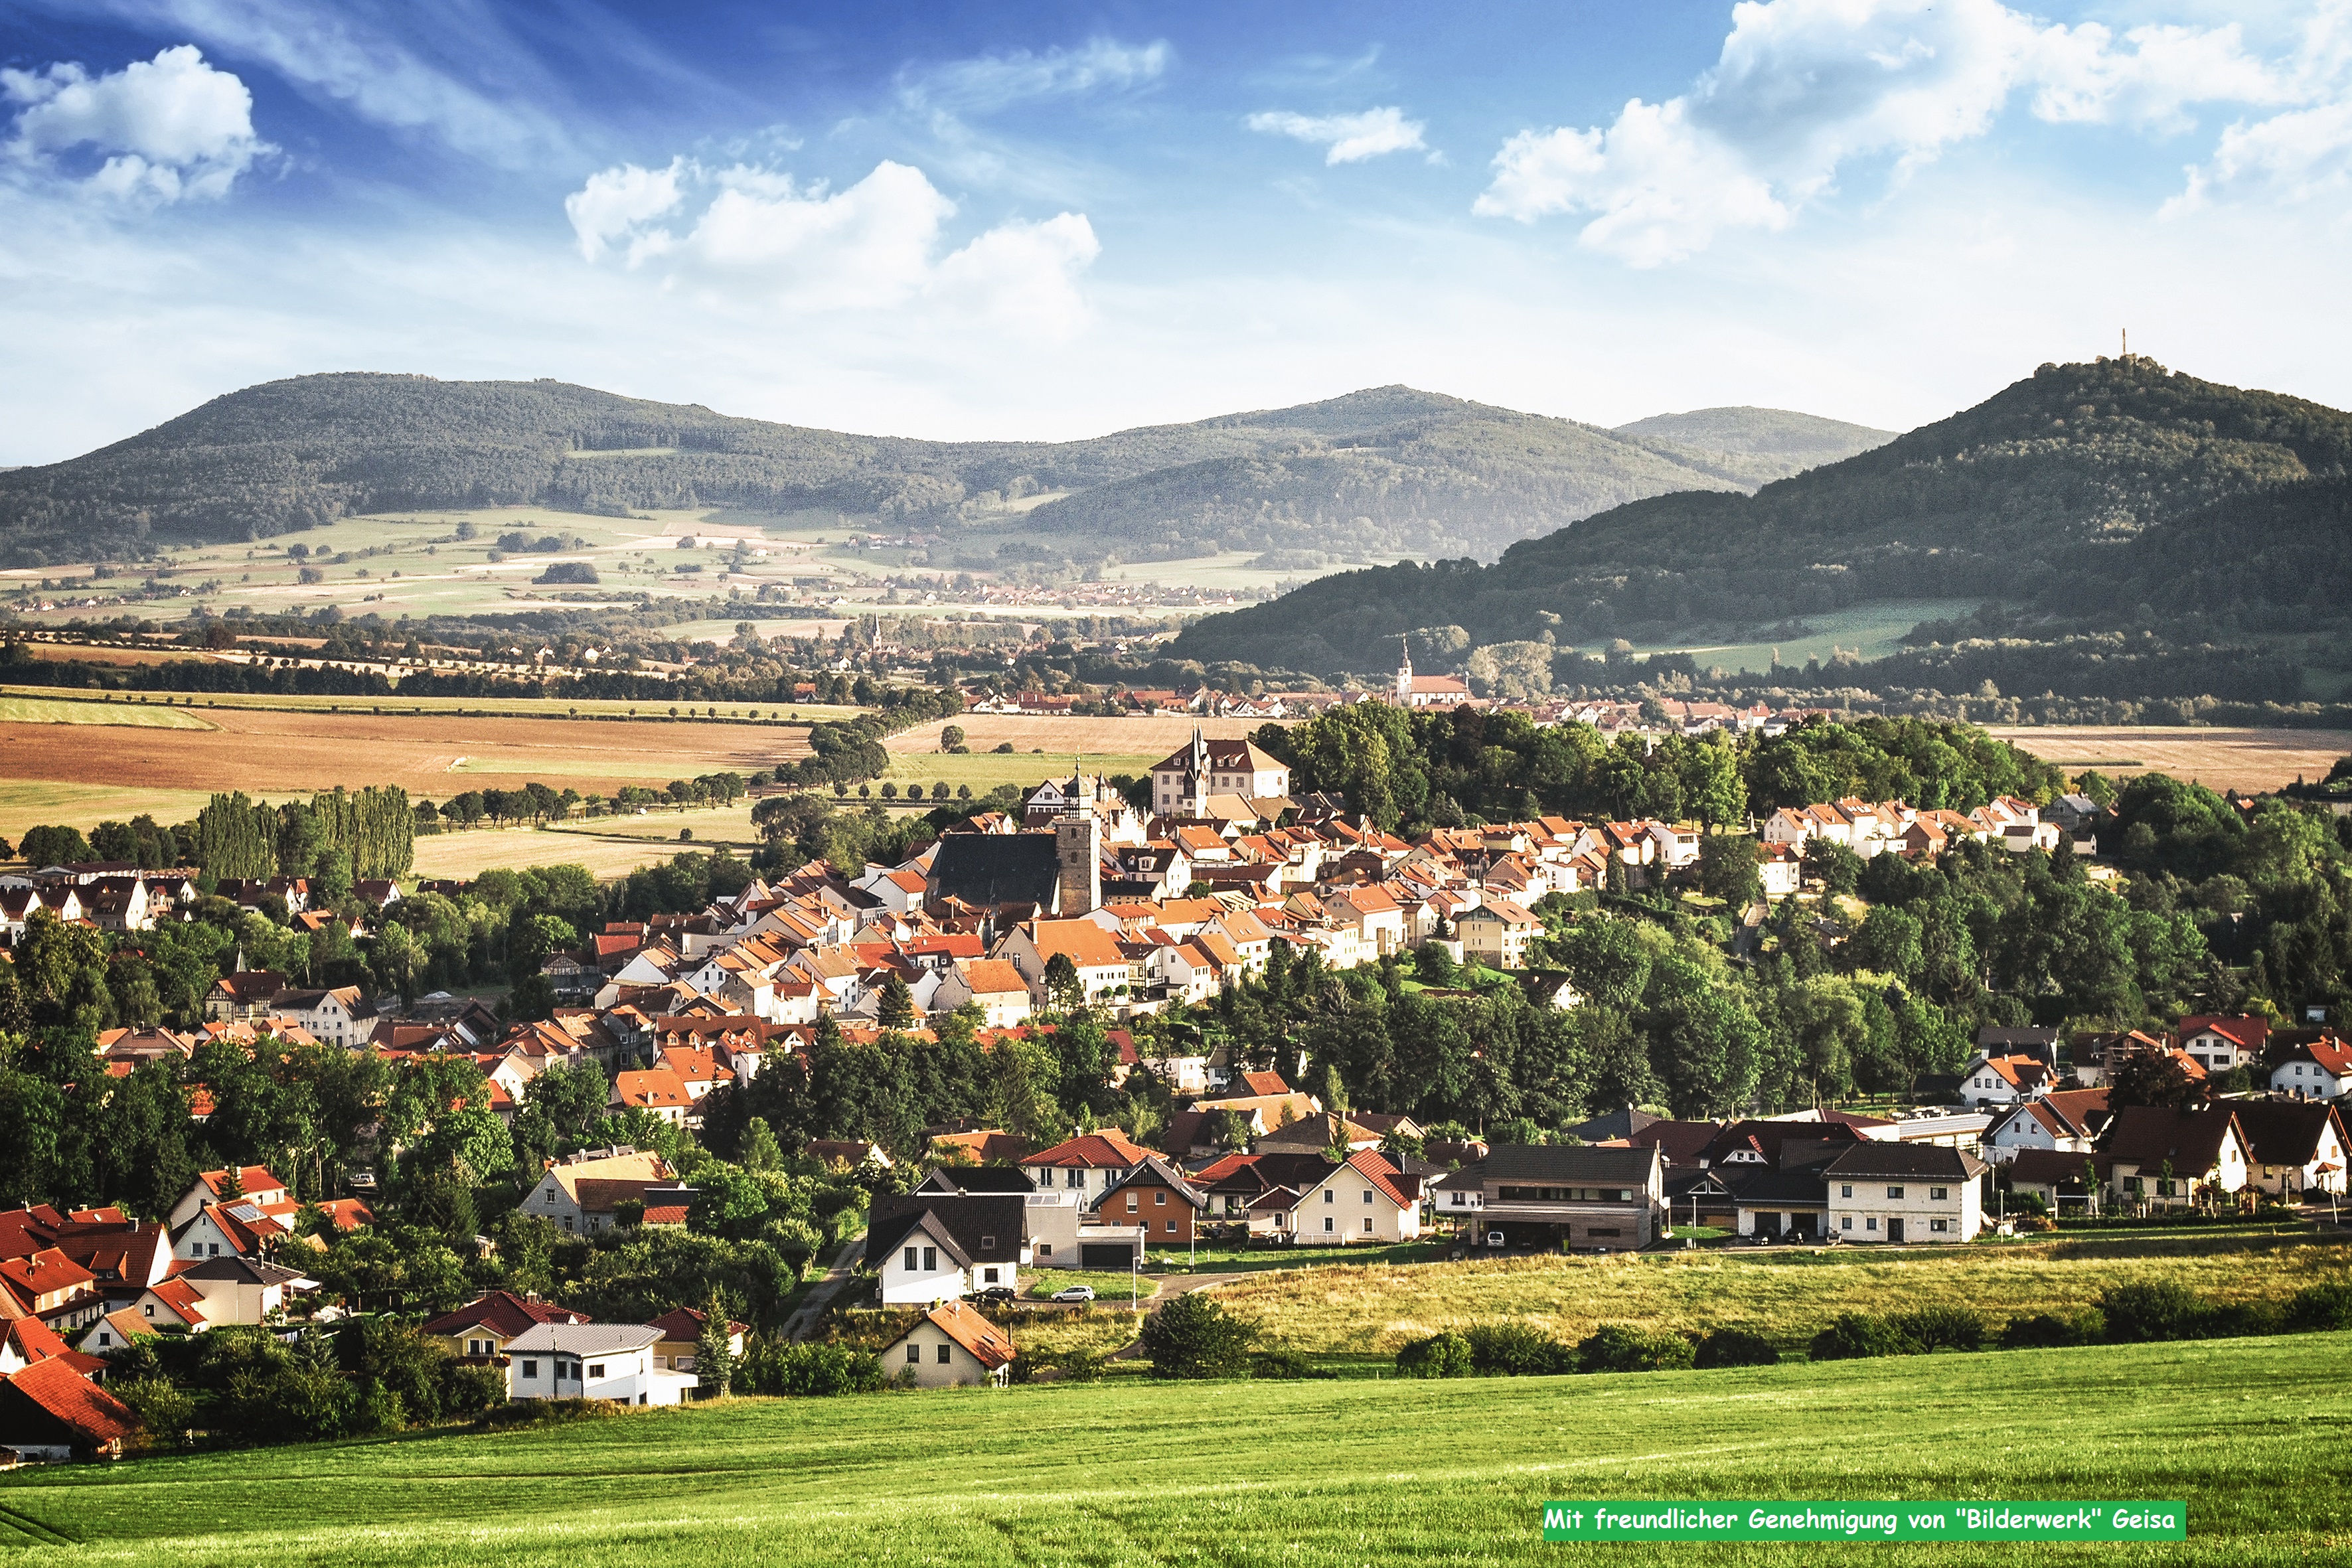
[969,1287,1016,1306]
[1049,1285,1095,1303]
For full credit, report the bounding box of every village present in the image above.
[3,682,2347,1459]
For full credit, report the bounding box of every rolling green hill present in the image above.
[0,1336,2340,1564]
[1172,356,2352,674]
[0,377,1861,568]
[1612,406,1896,487]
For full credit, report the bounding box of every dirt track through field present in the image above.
[0,708,806,800]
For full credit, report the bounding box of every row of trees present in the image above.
[1255,707,2065,834]
[198,787,415,880]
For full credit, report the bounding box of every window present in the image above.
[1363,1188,1374,1204]
[1038,1242,1052,1257]
[1065,1169,1082,1188]
[1324,1190,1334,1204]
[980,1235,996,1249]
[1866,1217,1878,1231]
[1930,1219,1948,1232]
[588,1364,605,1379]
[923,1247,937,1271]
[906,1344,921,1364]
[1840,1184,1853,1198]
[903,1247,919,1273]
[983,1267,999,1284]
[1929,1187,1948,1201]
[522,1360,540,1378]
[1363,1215,1373,1233]
[1155,1190,1167,1206]
[1323,1215,1335,1233]
[1126,1195,1138,1212]
[1839,1218,1852,1231]
[936,1343,951,1365]
[141,1304,153,1317]
[1887,1186,1905,1199]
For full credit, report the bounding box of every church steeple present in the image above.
[1396,635,1413,705]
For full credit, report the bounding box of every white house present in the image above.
[879,1300,1014,1389]
[2271,1038,2351,1100]
[503,1323,697,1406]
[1291,1152,1424,1245]
[931,958,1034,1028]
[1824,1144,1988,1243]
[519,1147,674,1236]
[866,1194,1028,1305]
[167,1166,291,1231]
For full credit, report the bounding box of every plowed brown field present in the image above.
[0,707,805,802]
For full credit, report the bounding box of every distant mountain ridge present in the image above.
[1170,356,2352,674]
[0,375,1891,568]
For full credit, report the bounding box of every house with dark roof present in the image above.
[924,833,1063,915]
[1431,1143,1665,1249]
[1823,1142,1990,1242]
[2007,1148,2124,1214]
[2096,1104,2252,1208]
[2227,1100,2349,1198]
[866,1193,1027,1304]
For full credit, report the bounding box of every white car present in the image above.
[1049,1285,1095,1303]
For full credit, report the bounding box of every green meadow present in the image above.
[0,1335,2343,1565]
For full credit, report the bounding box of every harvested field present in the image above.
[1990,725,2352,793]
[0,781,217,841]
[0,707,807,804]
[0,683,865,724]
[886,711,1285,759]
[0,694,212,728]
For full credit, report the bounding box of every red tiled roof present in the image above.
[0,1356,140,1447]
[420,1289,588,1338]
[1021,1129,1153,1169]
[913,1300,1014,1371]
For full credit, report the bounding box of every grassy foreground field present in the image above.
[0,1335,2344,1565]
[1223,1231,2352,1358]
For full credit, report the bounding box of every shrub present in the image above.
[1808,1312,1911,1362]
[1576,1324,1695,1374]
[1140,1292,1256,1379]
[1464,1320,1577,1377]
[1693,1328,1780,1369]
[1248,1349,1322,1380]
[2284,1281,2352,1331]
[2096,1282,2207,1342]
[1893,1305,1985,1352]
[1055,1350,1106,1383]
[1998,1311,2100,1350]
[111,1375,195,1436]
[1394,1331,1474,1379]
[738,1340,886,1397]
[2201,1298,2285,1338]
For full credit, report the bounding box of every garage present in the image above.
[1079,1243,1135,1270]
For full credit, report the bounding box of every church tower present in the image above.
[1395,636,1413,706]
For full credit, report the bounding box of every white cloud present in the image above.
[2169,1,2352,210]
[1246,106,1427,163]
[1475,0,2326,264]
[2,44,271,202]
[564,158,686,264]
[566,157,1099,332]
[899,37,1170,115]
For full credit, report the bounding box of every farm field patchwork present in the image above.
[886,712,1281,759]
[0,707,805,805]
[0,1334,2342,1565]
[0,683,866,725]
[1220,1231,2352,1358]
[0,781,218,843]
[1987,726,2352,795]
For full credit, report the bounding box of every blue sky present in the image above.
[3,1,2349,463]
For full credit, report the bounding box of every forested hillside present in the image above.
[0,376,1860,566]
[1173,356,2352,674]
[1611,405,1894,487]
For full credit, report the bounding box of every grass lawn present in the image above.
[0,1334,2343,1564]
[1024,1268,1164,1302]
[1215,1232,2352,1358]
[1163,1240,1449,1275]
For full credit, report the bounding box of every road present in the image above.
[781,1237,865,1342]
